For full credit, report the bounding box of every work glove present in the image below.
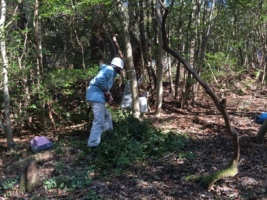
[104,91,113,103]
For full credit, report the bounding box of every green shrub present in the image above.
[93,109,188,172]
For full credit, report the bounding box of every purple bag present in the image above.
[30,136,53,152]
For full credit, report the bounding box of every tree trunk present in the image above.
[174,61,181,100]
[183,2,199,106]
[194,0,215,101]
[33,0,43,92]
[0,0,15,150]
[116,0,140,118]
[168,57,174,94]
[155,0,164,116]
[17,4,31,129]
[256,119,267,144]
[138,0,147,76]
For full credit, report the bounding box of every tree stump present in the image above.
[256,119,267,144]
[19,160,38,193]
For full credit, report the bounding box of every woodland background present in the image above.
[0,0,267,199]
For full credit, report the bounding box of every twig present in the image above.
[158,151,177,161]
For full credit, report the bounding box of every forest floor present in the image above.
[1,81,267,200]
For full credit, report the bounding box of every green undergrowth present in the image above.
[74,109,191,174]
[1,110,194,197]
[92,111,189,172]
[46,110,192,191]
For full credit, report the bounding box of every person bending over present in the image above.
[86,57,124,147]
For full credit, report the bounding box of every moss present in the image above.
[200,161,238,190]
[184,160,238,190]
[184,174,202,182]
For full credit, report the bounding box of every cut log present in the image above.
[5,150,55,172]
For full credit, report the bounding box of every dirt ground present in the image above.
[145,90,267,200]
[1,85,267,200]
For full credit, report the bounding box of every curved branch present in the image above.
[159,1,240,189]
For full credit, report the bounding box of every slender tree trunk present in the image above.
[116,0,140,118]
[194,0,215,101]
[33,0,43,91]
[112,34,124,58]
[155,0,164,116]
[168,57,174,94]
[146,61,157,91]
[145,0,155,92]
[0,0,15,150]
[70,0,86,68]
[138,0,147,84]
[260,33,267,82]
[74,29,85,69]
[17,1,30,119]
[182,2,198,107]
[18,20,31,127]
[174,61,181,100]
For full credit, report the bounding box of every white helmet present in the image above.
[111,57,124,69]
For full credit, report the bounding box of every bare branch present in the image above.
[157,0,167,10]
[5,1,22,29]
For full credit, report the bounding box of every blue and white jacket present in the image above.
[86,64,117,104]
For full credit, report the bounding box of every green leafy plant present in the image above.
[92,110,190,172]
[55,161,67,174]
[44,178,57,190]
[0,177,19,197]
[44,168,92,191]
